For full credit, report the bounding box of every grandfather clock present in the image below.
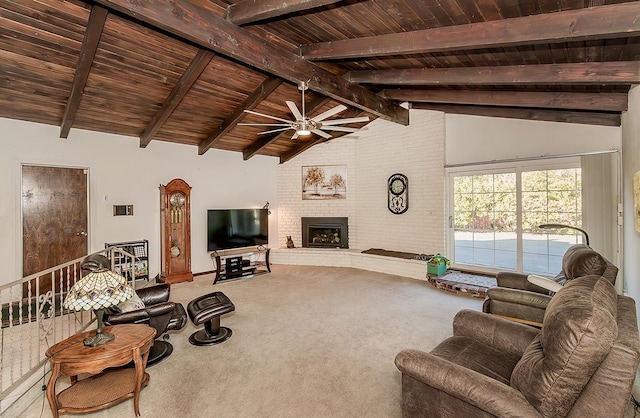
[159,178,193,283]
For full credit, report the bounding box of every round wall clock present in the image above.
[388,173,408,214]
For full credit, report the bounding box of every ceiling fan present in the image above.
[239,81,370,140]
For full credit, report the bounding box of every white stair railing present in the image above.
[0,247,139,412]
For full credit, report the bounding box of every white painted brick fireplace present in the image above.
[272,109,446,280]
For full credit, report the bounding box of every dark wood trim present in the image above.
[94,0,409,125]
[199,77,283,155]
[381,89,629,112]
[243,97,330,160]
[59,6,108,139]
[411,103,621,127]
[225,0,342,25]
[301,2,640,60]
[140,49,214,148]
[346,62,640,85]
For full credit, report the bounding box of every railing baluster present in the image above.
[0,248,137,406]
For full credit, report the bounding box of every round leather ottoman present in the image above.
[187,291,235,346]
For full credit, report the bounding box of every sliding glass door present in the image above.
[450,163,582,275]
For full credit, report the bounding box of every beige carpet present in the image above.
[19,265,483,417]
[21,265,482,418]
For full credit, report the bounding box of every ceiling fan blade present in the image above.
[311,129,332,139]
[286,101,303,121]
[259,127,293,135]
[312,105,347,122]
[243,109,292,124]
[320,116,370,126]
[238,123,291,126]
[291,131,299,140]
[321,126,361,133]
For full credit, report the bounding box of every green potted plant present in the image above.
[427,254,450,276]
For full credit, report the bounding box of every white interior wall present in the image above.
[622,85,640,311]
[0,118,279,284]
[446,114,621,166]
[352,110,445,254]
[277,109,446,255]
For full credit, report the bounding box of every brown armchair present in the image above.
[395,275,639,417]
[482,244,617,325]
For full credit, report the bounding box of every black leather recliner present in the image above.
[103,284,187,365]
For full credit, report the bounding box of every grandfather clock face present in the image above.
[388,173,408,214]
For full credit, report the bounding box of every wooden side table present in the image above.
[45,324,156,418]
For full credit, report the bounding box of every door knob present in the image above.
[76,231,88,237]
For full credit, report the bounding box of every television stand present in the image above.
[210,246,271,284]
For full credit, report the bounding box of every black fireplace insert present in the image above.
[301,217,349,248]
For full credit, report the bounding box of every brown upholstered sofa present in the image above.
[395,275,639,417]
[482,244,618,325]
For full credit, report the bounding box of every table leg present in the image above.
[132,346,143,416]
[46,363,61,418]
[132,346,151,416]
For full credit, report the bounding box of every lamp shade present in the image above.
[64,268,134,311]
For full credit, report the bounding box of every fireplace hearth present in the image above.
[302,217,348,248]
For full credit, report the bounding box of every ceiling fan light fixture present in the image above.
[294,119,315,136]
[241,80,369,139]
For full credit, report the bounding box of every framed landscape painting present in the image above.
[302,165,347,200]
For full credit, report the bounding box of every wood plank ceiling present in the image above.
[1,0,638,162]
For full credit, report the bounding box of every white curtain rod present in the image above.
[444,148,619,169]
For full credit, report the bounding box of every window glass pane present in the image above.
[522,211,547,232]
[522,171,547,191]
[522,191,547,212]
[473,248,495,266]
[548,169,578,190]
[494,193,515,211]
[452,166,581,275]
[495,211,516,231]
[522,168,582,274]
[454,210,473,229]
[494,249,517,269]
[494,173,516,192]
[473,175,493,193]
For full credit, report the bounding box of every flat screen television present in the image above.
[207,209,269,251]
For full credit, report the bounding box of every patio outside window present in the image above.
[450,165,582,275]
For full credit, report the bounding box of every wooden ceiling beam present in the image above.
[279,108,363,164]
[411,103,621,127]
[380,89,629,112]
[94,0,409,125]
[346,61,640,85]
[243,97,330,160]
[59,5,108,139]
[301,2,640,60]
[141,49,214,148]
[225,0,342,25]
[199,77,283,155]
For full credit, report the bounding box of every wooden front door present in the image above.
[22,165,88,295]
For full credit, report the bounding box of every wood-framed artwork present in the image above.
[302,165,347,200]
